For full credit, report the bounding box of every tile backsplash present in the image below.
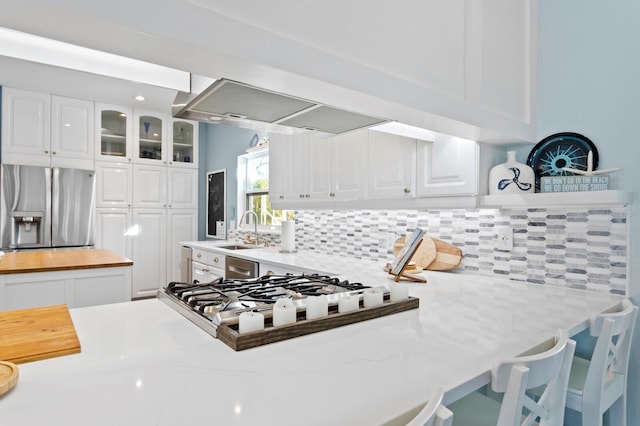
[292,207,628,295]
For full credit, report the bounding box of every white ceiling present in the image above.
[0,54,179,113]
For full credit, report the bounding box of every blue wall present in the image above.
[198,123,260,239]
[537,0,640,421]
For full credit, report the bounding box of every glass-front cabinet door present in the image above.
[169,119,198,168]
[133,110,167,164]
[95,104,132,162]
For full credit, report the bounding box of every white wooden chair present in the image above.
[380,390,452,426]
[564,298,638,426]
[405,389,453,426]
[448,329,576,426]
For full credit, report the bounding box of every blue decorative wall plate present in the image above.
[526,132,599,190]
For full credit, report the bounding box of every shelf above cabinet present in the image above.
[478,190,631,208]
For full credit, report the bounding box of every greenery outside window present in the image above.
[237,148,293,230]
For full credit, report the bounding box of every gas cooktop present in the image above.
[158,273,372,337]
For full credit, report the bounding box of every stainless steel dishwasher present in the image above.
[225,256,259,279]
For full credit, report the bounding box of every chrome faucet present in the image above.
[238,210,260,245]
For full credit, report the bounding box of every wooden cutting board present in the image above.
[0,304,81,364]
[427,238,463,271]
[393,235,437,269]
[393,236,463,271]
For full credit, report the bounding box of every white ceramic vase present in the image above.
[488,151,535,195]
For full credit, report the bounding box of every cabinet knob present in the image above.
[299,194,304,198]
[279,195,284,199]
[330,192,335,197]
[197,253,202,258]
[44,150,49,154]
[204,268,209,272]
[404,188,411,194]
[128,158,132,162]
[163,161,167,164]
[213,257,219,263]
[305,194,310,198]
[169,161,173,165]
[168,204,172,208]
[52,151,57,155]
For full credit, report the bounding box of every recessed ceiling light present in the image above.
[134,95,145,101]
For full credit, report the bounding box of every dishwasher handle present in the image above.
[225,256,259,279]
[227,264,253,278]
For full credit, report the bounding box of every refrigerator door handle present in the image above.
[50,167,57,244]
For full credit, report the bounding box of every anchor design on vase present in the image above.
[498,167,533,191]
[489,151,535,195]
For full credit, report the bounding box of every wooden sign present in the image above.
[540,175,609,193]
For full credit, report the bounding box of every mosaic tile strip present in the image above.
[291,207,629,295]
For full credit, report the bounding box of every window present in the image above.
[238,149,293,229]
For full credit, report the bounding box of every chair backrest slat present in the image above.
[493,330,576,426]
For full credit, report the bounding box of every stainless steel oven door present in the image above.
[225,256,258,280]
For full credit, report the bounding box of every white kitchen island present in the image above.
[0,266,623,425]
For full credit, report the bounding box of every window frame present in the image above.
[236,148,291,233]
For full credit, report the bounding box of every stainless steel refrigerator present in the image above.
[0,164,96,250]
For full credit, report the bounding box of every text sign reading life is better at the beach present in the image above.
[540,175,609,193]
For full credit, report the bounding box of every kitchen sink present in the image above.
[218,244,257,250]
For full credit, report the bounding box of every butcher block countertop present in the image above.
[0,249,133,274]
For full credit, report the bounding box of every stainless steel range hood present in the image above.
[172,77,387,135]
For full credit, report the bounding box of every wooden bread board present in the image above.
[428,238,463,271]
[0,304,81,364]
[0,361,19,396]
[393,236,462,271]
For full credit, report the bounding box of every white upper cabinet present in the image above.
[269,133,332,204]
[95,161,133,208]
[168,119,198,168]
[133,110,168,165]
[331,130,368,201]
[50,96,94,167]
[132,164,167,208]
[132,164,197,209]
[2,87,94,169]
[96,104,133,162]
[1,87,50,165]
[167,168,198,209]
[416,134,478,197]
[268,133,288,203]
[367,131,416,200]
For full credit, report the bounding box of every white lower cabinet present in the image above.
[95,162,197,298]
[0,267,132,311]
[167,209,197,283]
[131,208,167,298]
[95,208,132,259]
[191,248,225,283]
[192,261,224,284]
[130,208,197,298]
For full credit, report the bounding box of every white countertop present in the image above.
[182,240,373,275]
[0,254,623,425]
